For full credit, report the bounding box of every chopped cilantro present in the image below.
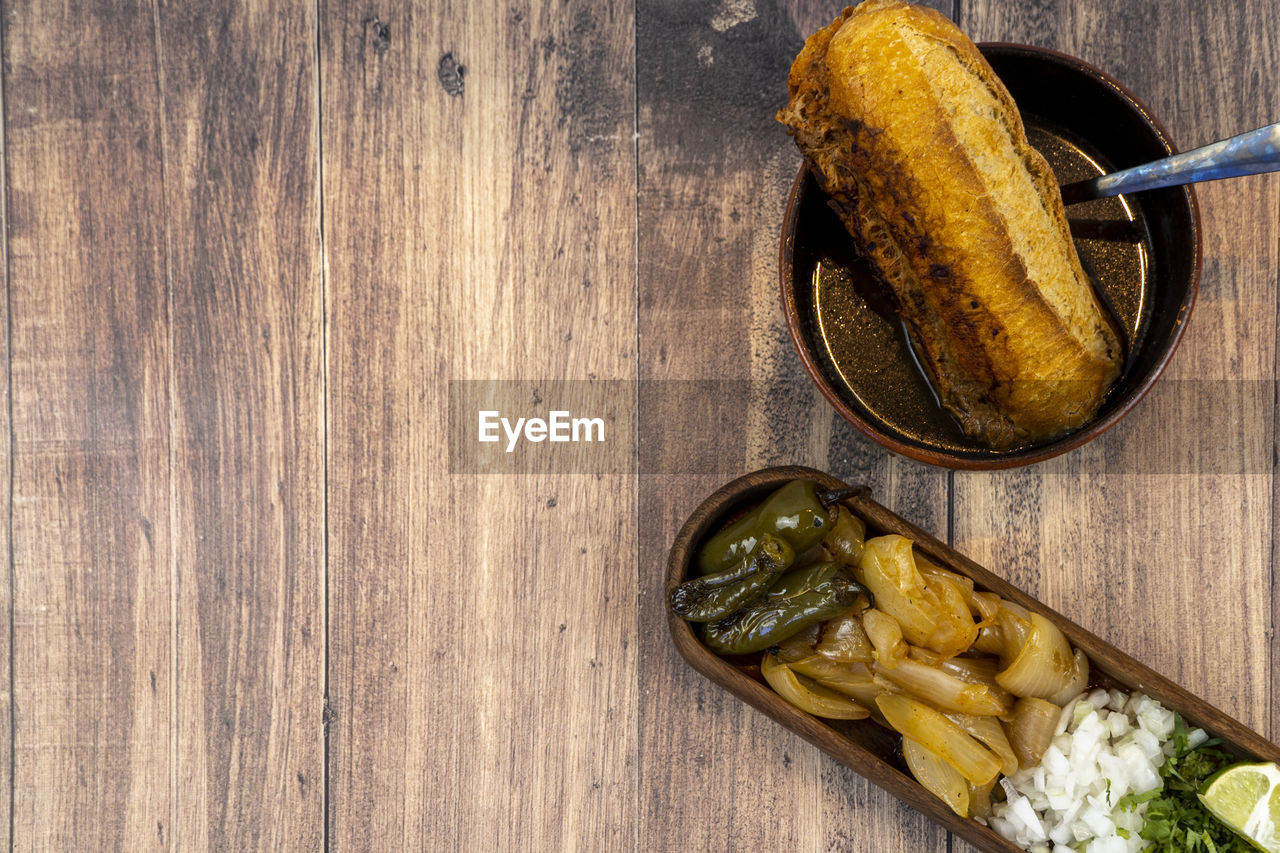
[1117,714,1253,852]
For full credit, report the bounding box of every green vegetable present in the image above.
[701,562,867,655]
[668,534,794,622]
[1118,714,1253,852]
[760,560,871,607]
[696,480,833,575]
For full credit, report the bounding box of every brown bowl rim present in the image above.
[778,43,1203,470]
[667,466,1278,851]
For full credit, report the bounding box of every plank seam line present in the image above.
[313,2,332,850]
[0,4,13,848]
[1272,187,1280,744]
[946,470,954,548]
[147,2,179,850]
[631,0,641,848]
[946,467,954,853]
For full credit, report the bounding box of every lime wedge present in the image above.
[1200,762,1280,852]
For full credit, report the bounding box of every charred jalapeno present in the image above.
[668,534,794,622]
[696,479,835,575]
[702,562,872,655]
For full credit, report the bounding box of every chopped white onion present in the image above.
[982,691,1199,853]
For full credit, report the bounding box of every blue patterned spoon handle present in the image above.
[1060,121,1280,204]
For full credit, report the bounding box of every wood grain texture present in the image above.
[321,1,637,849]
[155,0,325,848]
[3,1,172,848]
[636,2,951,851]
[0,14,11,851]
[0,1,1275,850]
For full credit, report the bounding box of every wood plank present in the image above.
[0,14,12,851]
[319,9,417,845]
[2,1,171,848]
[321,2,637,848]
[154,1,325,848]
[636,1,951,850]
[953,0,1279,849]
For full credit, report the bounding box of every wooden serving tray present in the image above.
[665,465,1280,853]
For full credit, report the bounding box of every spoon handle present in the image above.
[1060,121,1280,204]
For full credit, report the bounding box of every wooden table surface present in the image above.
[1,0,1276,850]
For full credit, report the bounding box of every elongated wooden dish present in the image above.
[666,466,1280,853]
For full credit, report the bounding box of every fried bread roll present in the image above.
[777,1,1121,448]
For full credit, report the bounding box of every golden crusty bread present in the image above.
[777,1,1121,449]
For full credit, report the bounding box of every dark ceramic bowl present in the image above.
[779,45,1201,469]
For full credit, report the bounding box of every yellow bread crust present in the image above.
[779,1,1121,448]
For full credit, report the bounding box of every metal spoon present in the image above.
[1059,121,1280,205]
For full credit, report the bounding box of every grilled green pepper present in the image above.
[696,479,834,575]
[668,534,794,622]
[702,561,869,655]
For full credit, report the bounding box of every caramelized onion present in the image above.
[938,654,999,682]
[816,607,875,663]
[862,608,908,669]
[773,623,821,663]
[1047,648,1090,706]
[943,712,1019,777]
[1006,696,1060,768]
[903,737,970,818]
[875,659,1008,716]
[968,591,1002,625]
[823,506,867,565]
[995,613,1075,700]
[972,625,1005,656]
[761,652,870,720]
[917,558,974,593]
[858,535,937,646]
[787,655,875,696]
[968,778,997,819]
[994,600,1033,665]
[824,673,898,727]
[937,656,1016,708]
[877,694,1002,786]
[920,573,980,659]
[907,645,945,666]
